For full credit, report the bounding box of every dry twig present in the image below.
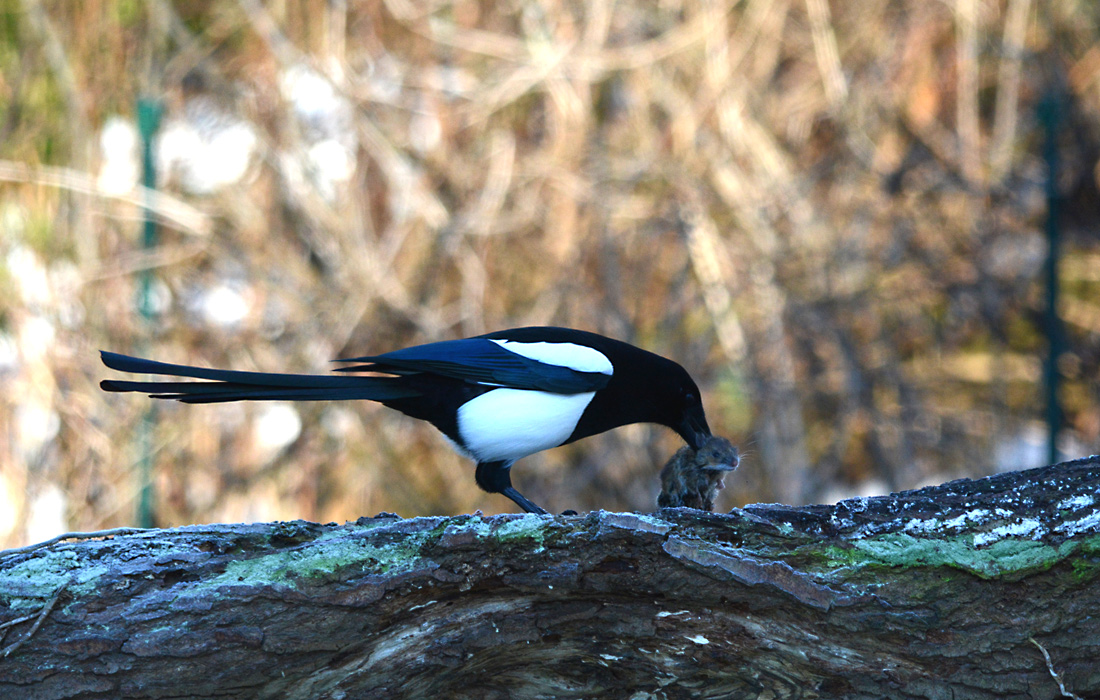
[1,582,66,658]
[1030,637,1083,700]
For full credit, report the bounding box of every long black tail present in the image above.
[100,351,419,404]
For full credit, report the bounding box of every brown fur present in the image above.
[658,436,740,511]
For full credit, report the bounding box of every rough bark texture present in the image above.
[1,457,1099,700]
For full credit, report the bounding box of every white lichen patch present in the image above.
[656,610,691,618]
[893,493,1098,553]
[485,514,553,555]
[1057,494,1096,511]
[903,508,1002,536]
[942,508,994,530]
[1053,509,1100,538]
[443,516,495,540]
[685,635,710,645]
[600,511,672,535]
[493,513,549,542]
[903,518,942,534]
[972,518,1043,547]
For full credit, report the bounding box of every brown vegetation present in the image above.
[0,1,1098,545]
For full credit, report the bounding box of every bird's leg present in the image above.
[475,461,548,515]
[501,487,549,515]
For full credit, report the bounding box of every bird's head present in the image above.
[665,368,711,451]
[598,340,712,450]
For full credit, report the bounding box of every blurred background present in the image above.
[0,0,1097,548]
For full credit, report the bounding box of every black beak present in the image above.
[678,407,712,451]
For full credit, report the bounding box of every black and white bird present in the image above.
[100,326,712,514]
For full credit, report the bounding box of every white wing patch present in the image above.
[457,389,596,463]
[490,339,613,375]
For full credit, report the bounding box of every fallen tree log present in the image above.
[1,456,1098,699]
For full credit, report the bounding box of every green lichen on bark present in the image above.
[838,531,1091,579]
[0,549,108,611]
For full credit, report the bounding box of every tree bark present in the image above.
[2,457,1099,700]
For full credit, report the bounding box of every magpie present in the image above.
[100,326,712,514]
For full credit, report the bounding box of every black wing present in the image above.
[336,337,610,394]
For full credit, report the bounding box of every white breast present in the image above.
[456,388,596,463]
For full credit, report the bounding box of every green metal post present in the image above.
[136,98,163,528]
[1039,88,1064,466]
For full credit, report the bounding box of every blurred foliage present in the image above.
[0,0,1098,547]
